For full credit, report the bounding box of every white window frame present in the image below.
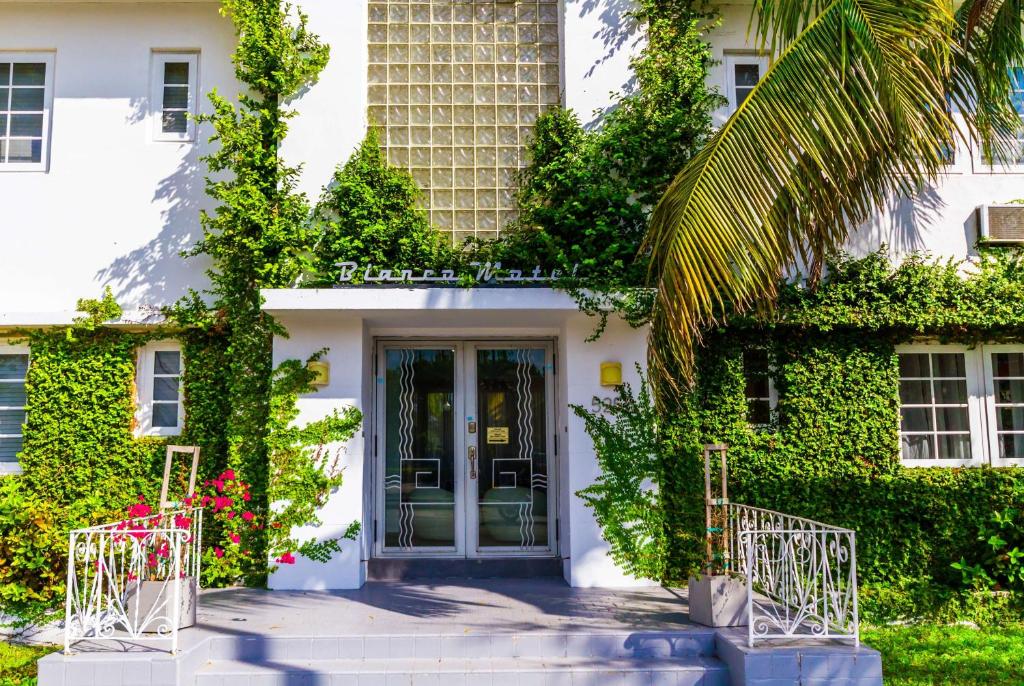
[0,342,29,475]
[136,341,184,437]
[724,53,769,114]
[742,347,777,427]
[0,52,55,173]
[150,51,198,143]
[896,344,987,468]
[982,344,1024,467]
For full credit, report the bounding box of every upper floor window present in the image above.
[725,54,767,114]
[151,52,198,142]
[137,341,184,436]
[743,348,775,426]
[0,345,29,474]
[0,53,55,172]
[368,0,561,244]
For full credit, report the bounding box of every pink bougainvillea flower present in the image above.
[201,495,212,507]
[183,496,194,507]
[276,552,296,564]
[242,492,252,502]
[212,479,225,493]
[221,469,235,481]
[229,533,240,544]
[214,547,224,558]
[241,511,254,522]
[127,502,152,518]
[174,514,192,530]
[213,496,233,512]
[227,511,237,519]
[147,552,158,568]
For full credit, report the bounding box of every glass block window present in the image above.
[989,351,1024,460]
[368,0,561,243]
[898,352,973,461]
[0,349,29,467]
[0,54,54,170]
[743,348,774,425]
[151,53,198,142]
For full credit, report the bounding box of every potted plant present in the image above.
[687,444,747,627]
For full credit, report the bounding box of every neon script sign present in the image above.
[336,261,579,284]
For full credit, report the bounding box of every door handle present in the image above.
[468,445,478,480]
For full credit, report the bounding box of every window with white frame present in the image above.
[367,0,561,243]
[151,52,198,142]
[0,53,55,171]
[897,350,979,462]
[983,347,1024,463]
[0,346,29,472]
[743,348,775,426]
[725,54,767,114]
[137,342,184,435]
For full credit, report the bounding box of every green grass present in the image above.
[0,642,58,686]
[865,624,1024,686]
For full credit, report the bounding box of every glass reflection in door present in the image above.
[383,348,456,549]
[475,348,549,550]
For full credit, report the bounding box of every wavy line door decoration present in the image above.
[383,348,456,549]
[475,348,549,550]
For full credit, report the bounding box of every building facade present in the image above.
[2,0,1023,590]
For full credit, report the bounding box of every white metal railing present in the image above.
[726,504,859,647]
[64,508,203,654]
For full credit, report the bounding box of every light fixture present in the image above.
[307,360,330,386]
[600,361,622,387]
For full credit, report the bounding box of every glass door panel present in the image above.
[474,347,550,551]
[382,348,457,550]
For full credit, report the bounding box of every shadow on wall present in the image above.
[847,185,953,258]
[573,0,641,128]
[94,98,213,311]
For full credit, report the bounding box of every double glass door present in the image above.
[375,341,555,558]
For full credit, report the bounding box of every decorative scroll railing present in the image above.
[64,508,203,654]
[726,504,859,647]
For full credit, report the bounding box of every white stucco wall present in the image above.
[0,2,235,315]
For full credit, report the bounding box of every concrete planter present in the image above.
[124,576,197,631]
[687,574,748,627]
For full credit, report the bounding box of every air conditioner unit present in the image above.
[978,204,1024,245]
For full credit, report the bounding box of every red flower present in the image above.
[276,552,296,564]
[242,511,254,522]
[229,533,241,544]
[127,502,152,518]
[213,496,233,512]
[174,514,192,530]
[272,522,282,529]
[212,479,225,493]
[242,492,252,502]
[147,553,158,568]
[221,469,236,481]
[214,547,224,558]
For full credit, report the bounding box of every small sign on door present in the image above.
[487,427,509,444]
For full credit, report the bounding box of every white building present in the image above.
[1,0,1021,589]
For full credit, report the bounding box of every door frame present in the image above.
[371,337,558,559]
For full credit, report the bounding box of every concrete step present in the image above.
[207,631,719,662]
[194,655,731,685]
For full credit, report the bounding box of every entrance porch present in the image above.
[38,579,883,686]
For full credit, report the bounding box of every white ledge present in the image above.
[260,287,582,313]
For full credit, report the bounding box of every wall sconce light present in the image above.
[600,361,623,387]
[307,360,330,386]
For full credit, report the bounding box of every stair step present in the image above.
[195,656,730,686]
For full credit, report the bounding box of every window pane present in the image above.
[935,406,970,431]
[0,383,26,407]
[899,353,930,377]
[734,63,760,87]
[9,113,42,137]
[994,352,1024,377]
[0,65,9,86]
[163,85,189,109]
[934,379,967,404]
[163,61,190,85]
[997,406,1024,431]
[0,436,22,462]
[0,113,6,134]
[899,380,932,404]
[932,353,965,377]
[162,111,187,134]
[747,399,770,425]
[10,88,44,112]
[999,434,1024,459]
[12,63,45,86]
[153,403,179,428]
[936,434,972,460]
[154,350,181,375]
[153,377,179,401]
[0,409,25,434]
[901,407,933,431]
[745,377,769,399]
[735,87,754,107]
[0,355,28,380]
[6,139,41,163]
[902,434,933,460]
[995,379,1024,404]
